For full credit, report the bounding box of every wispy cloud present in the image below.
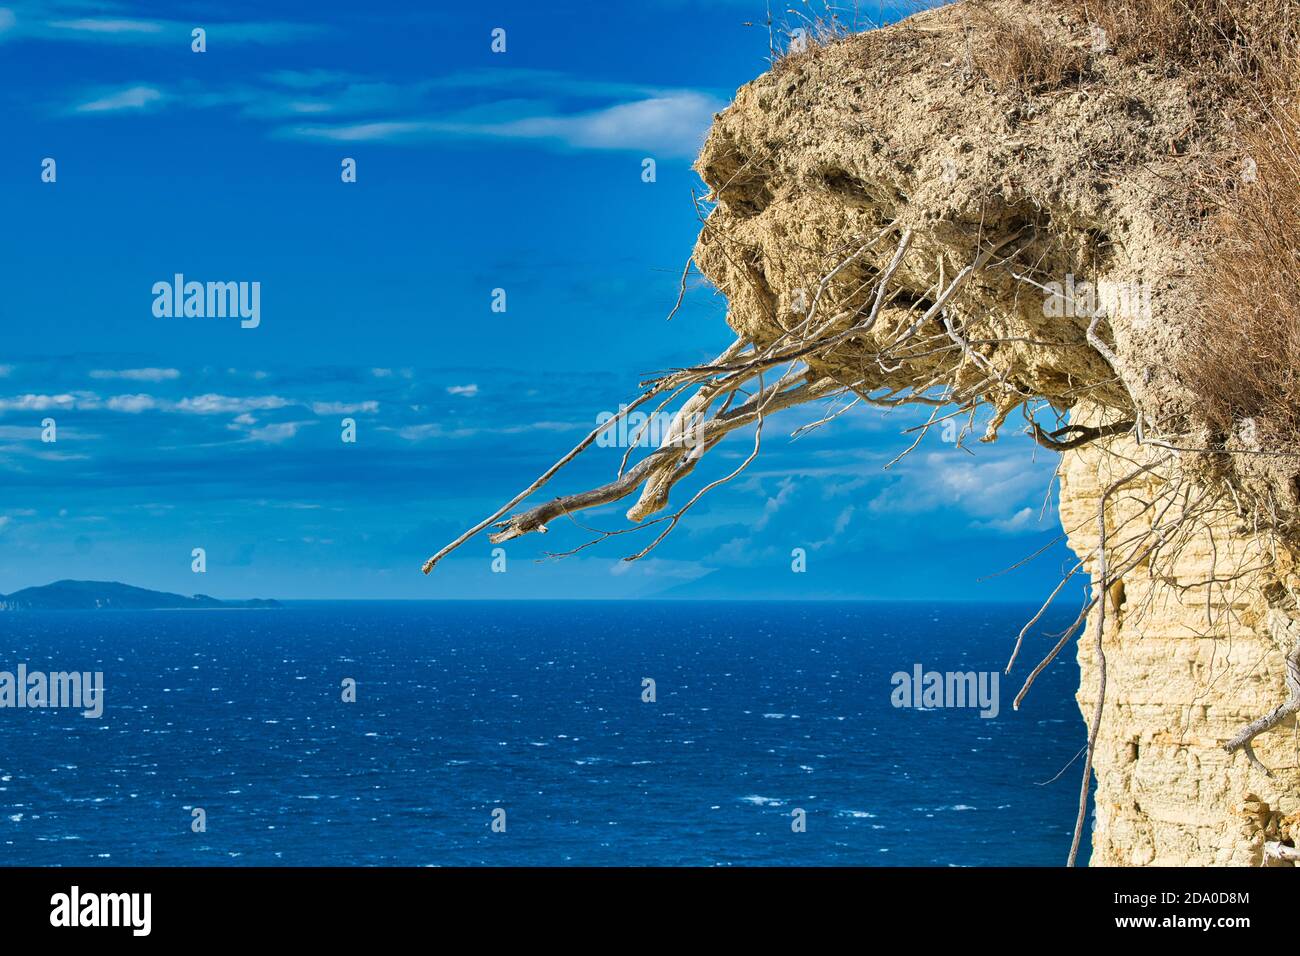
[809,505,855,550]
[105,394,157,413]
[90,367,179,382]
[175,394,291,415]
[7,5,323,47]
[868,451,1047,521]
[395,419,577,442]
[56,64,723,158]
[73,84,162,113]
[282,91,724,157]
[0,392,81,411]
[970,506,1044,535]
[49,17,163,35]
[243,420,315,443]
[485,92,722,156]
[311,400,378,415]
[752,475,796,532]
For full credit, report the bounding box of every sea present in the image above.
[0,601,1088,866]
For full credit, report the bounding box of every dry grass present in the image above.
[966,7,1091,91]
[1049,1,1300,454]
[1186,96,1300,449]
[965,0,1300,93]
[769,1,946,74]
[1057,0,1300,81]
[1017,0,1300,458]
[767,1,859,74]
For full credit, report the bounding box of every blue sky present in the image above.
[0,0,1075,600]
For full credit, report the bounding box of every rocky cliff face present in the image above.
[687,1,1300,865]
[1060,422,1299,865]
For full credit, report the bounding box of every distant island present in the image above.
[0,580,281,611]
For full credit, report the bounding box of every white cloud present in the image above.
[175,394,290,415]
[0,393,81,411]
[397,423,477,441]
[282,90,724,157]
[312,400,378,415]
[607,556,711,581]
[491,92,723,157]
[284,119,433,142]
[38,17,320,46]
[868,451,1046,520]
[106,394,158,413]
[90,367,180,382]
[74,85,163,113]
[753,476,796,532]
[970,506,1044,535]
[810,505,855,550]
[246,421,314,443]
[710,536,778,566]
[50,18,164,35]
[446,384,478,397]
[55,59,720,159]
[394,418,579,441]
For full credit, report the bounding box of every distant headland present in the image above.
[0,580,280,611]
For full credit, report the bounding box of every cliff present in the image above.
[1061,422,1300,865]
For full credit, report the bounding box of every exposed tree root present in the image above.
[1070,457,1170,867]
[1265,841,1300,862]
[421,225,1082,572]
[1224,630,1300,776]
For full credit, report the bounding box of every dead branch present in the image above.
[1224,627,1300,776]
[486,374,836,545]
[1264,841,1300,861]
[1027,419,1136,451]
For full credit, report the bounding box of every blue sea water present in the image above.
[0,601,1088,866]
